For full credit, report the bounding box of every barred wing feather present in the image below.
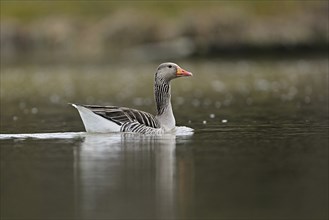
[82,105,160,128]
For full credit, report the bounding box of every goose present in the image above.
[72,62,193,134]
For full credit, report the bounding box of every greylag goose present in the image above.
[72,62,192,134]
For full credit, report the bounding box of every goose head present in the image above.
[155,62,192,82]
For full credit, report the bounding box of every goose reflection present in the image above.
[74,132,193,219]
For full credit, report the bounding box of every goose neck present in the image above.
[154,79,176,131]
[154,79,172,115]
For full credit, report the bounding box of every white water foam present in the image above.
[0,126,193,140]
[0,132,85,140]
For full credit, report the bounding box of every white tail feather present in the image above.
[71,104,120,133]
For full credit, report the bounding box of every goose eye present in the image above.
[168,65,172,68]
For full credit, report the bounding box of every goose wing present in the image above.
[82,105,160,128]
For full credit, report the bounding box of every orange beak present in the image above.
[176,66,193,77]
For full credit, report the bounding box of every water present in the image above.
[1,58,328,219]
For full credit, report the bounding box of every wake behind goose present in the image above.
[0,132,85,140]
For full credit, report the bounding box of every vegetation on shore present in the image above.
[1,1,328,63]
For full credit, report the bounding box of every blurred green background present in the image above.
[1,1,328,64]
[0,1,328,133]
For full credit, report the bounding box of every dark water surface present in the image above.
[1,58,328,219]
